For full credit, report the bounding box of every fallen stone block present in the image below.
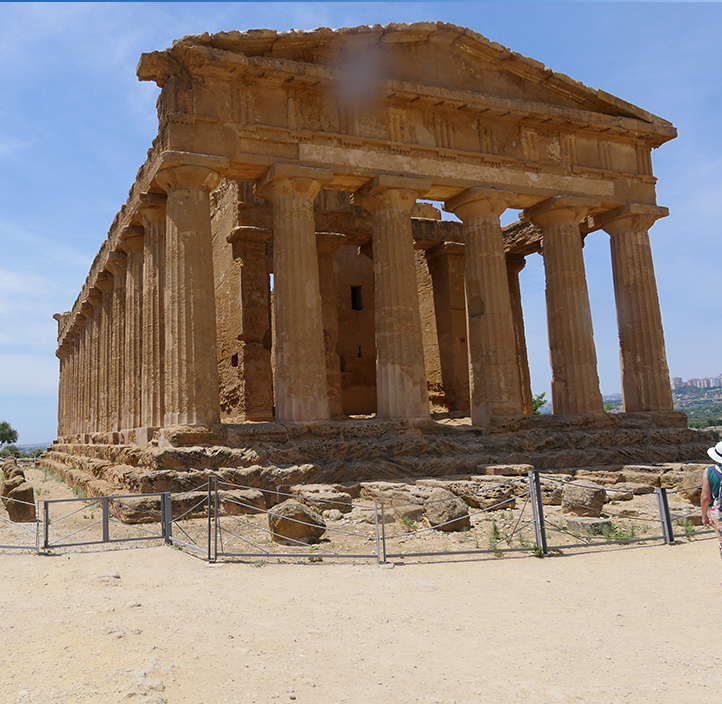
[5,483,37,522]
[290,484,353,513]
[268,499,326,545]
[565,517,612,535]
[562,480,606,517]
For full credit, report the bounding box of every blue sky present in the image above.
[1,2,720,443]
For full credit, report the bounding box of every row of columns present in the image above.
[57,162,672,439]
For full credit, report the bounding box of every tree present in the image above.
[0,421,18,448]
[532,392,548,415]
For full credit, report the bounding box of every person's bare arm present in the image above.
[701,469,712,528]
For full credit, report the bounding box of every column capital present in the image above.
[595,204,669,236]
[444,187,516,220]
[80,301,95,319]
[356,174,431,213]
[256,163,333,201]
[522,196,600,229]
[505,253,527,276]
[138,192,167,226]
[87,287,103,307]
[155,165,221,193]
[104,250,127,277]
[74,312,88,328]
[95,272,114,293]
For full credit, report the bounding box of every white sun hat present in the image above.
[708,441,722,464]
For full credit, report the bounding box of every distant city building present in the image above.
[673,374,722,389]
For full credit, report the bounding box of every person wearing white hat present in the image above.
[701,440,722,562]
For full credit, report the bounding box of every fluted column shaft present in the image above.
[360,175,431,420]
[56,345,68,438]
[425,243,470,412]
[87,289,102,434]
[95,275,114,432]
[139,201,166,429]
[446,188,522,425]
[506,255,533,416]
[317,234,345,420]
[120,231,144,430]
[257,165,331,422]
[80,303,95,434]
[229,227,274,421]
[600,206,673,411]
[106,252,127,433]
[156,165,221,426]
[66,332,77,435]
[525,197,603,415]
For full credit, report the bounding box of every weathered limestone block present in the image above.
[613,482,655,495]
[565,517,612,534]
[562,480,606,517]
[618,465,664,487]
[5,483,37,522]
[478,464,534,476]
[289,484,353,514]
[422,489,470,531]
[1,475,26,503]
[358,482,469,528]
[573,469,622,485]
[464,482,516,511]
[219,489,266,515]
[5,466,26,482]
[268,499,326,544]
[680,468,706,505]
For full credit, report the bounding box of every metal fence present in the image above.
[0,471,715,561]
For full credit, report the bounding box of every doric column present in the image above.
[317,233,346,420]
[523,196,603,415]
[256,164,332,422]
[155,165,221,426]
[105,251,127,433]
[120,227,145,431]
[65,329,78,436]
[228,225,274,421]
[506,254,533,416]
[95,273,114,432]
[597,204,673,412]
[424,242,470,413]
[87,288,103,434]
[56,342,69,438]
[445,188,522,425]
[139,195,166,430]
[359,175,431,420]
[79,302,96,434]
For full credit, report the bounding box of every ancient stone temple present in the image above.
[47,23,710,497]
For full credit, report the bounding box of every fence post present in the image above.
[528,470,549,556]
[43,500,50,552]
[161,492,173,544]
[35,501,41,555]
[655,487,675,544]
[207,477,217,563]
[102,497,110,543]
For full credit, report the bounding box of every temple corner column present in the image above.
[596,204,673,412]
[154,165,221,427]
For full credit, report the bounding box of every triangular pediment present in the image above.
[164,22,670,129]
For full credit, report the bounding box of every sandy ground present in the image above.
[1,535,721,704]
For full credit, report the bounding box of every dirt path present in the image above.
[1,537,721,704]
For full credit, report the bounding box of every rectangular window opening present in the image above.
[351,286,363,311]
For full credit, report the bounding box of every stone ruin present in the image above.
[44,23,714,511]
